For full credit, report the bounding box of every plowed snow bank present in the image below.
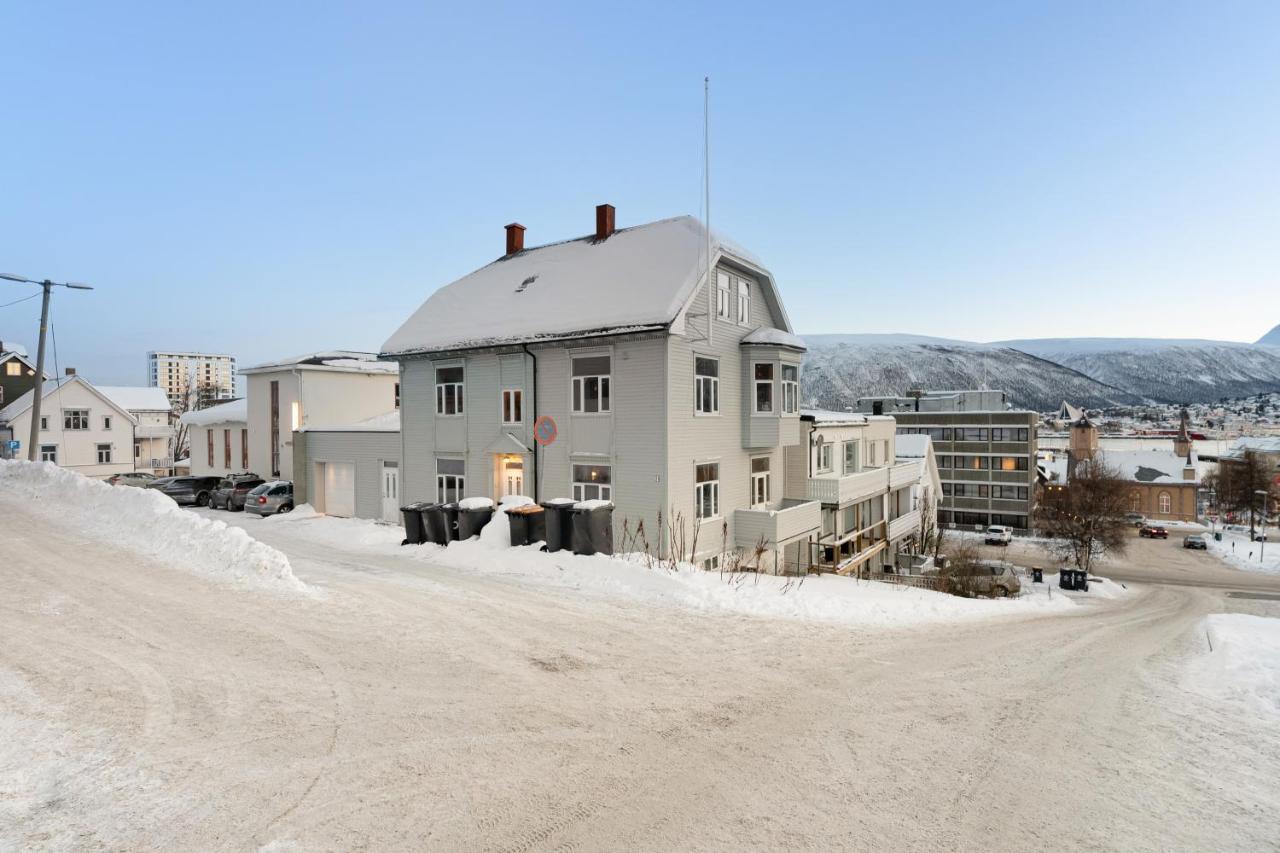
[0,461,310,595]
[1183,614,1280,717]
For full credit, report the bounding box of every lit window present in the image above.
[435,366,464,416]
[571,356,611,414]
[5,362,20,376]
[572,464,612,501]
[502,389,523,424]
[694,357,719,415]
[754,364,773,413]
[695,463,719,519]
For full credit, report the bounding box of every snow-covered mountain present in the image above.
[999,338,1280,403]
[1258,324,1280,346]
[800,336,1143,412]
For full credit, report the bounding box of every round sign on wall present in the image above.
[533,415,558,446]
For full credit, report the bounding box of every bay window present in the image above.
[753,363,773,413]
[782,365,799,413]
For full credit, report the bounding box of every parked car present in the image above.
[155,476,224,507]
[146,476,180,490]
[1183,534,1208,550]
[1253,531,1270,542]
[211,474,265,511]
[984,525,1013,546]
[245,481,294,516]
[1124,512,1147,527]
[1139,525,1168,539]
[106,472,158,487]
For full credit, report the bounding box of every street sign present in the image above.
[533,415,557,446]
[5,440,19,451]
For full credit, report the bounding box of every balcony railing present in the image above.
[804,461,919,506]
[135,457,175,470]
[734,498,821,549]
[887,509,921,541]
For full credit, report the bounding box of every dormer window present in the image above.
[737,281,750,326]
[716,272,731,319]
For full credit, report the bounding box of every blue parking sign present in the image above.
[5,440,18,451]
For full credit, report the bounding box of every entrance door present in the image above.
[502,457,524,497]
[381,461,400,523]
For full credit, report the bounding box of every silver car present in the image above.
[244,481,294,516]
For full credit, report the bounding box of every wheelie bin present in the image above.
[539,498,577,553]
[400,501,434,545]
[571,501,615,556]
[457,498,495,539]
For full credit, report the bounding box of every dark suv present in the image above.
[211,474,266,511]
[156,476,224,507]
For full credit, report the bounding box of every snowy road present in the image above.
[4,501,1279,851]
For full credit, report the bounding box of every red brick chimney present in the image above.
[595,204,616,241]
[505,223,526,255]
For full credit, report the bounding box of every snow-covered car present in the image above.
[984,525,1013,545]
[245,481,294,516]
[1183,534,1208,550]
[155,476,223,507]
[106,472,157,488]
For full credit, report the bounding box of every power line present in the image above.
[0,291,40,310]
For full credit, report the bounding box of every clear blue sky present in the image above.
[3,2,1278,385]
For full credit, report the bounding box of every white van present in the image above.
[984,525,1013,545]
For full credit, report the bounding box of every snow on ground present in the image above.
[1182,614,1280,717]
[0,461,310,595]
[266,508,1082,627]
[1205,529,1279,575]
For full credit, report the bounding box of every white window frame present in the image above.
[501,389,523,425]
[40,416,48,431]
[436,457,466,503]
[781,365,799,414]
[753,363,774,415]
[64,408,89,431]
[751,457,771,508]
[737,280,750,326]
[570,354,612,415]
[716,272,731,319]
[103,415,112,430]
[869,441,879,467]
[695,462,720,520]
[40,444,57,463]
[572,463,612,502]
[4,361,20,377]
[1158,492,1172,514]
[694,356,719,416]
[843,440,861,474]
[435,365,465,417]
[816,442,833,473]
[96,443,112,464]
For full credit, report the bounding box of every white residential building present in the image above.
[0,375,136,478]
[148,351,237,407]
[180,398,249,477]
[240,352,400,479]
[98,386,176,474]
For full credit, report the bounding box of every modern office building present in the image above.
[147,351,237,408]
[856,390,1038,530]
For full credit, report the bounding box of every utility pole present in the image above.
[0,273,94,461]
[1258,489,1270,563]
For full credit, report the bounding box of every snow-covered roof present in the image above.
[894,434,933,458]
[1103,449,1198,484]
[97,385,172,413]
[741,327,806,350]
[1222,436,1280,458]
[802,408,868,426]
[300,409,401,433]
[0,339,29,357]
[240,351,398,375]
[179,397,248,426]
[381,215,791,356]
[0,376,138,424]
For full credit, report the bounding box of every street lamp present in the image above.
[0,273,94,462]
[1257,489,1271,563]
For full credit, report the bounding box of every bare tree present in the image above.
[1216,450,1278,537]
[1035,457,1130,574]
[168,373,218,464]
[918,489,939,559]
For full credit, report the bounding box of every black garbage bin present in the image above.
[400,501,434,545]
[1078,572,1090,592]
[457,499,495,539]
[571,501,614,556]
[1058,568,1075,590]
[1214,531,1223,542]
[422,504,450,545]
[1031,567,1043,584]
[440,503,461,542]
[506,504,546,547]
[540,499,577,552]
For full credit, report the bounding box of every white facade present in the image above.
[0,376,137,479]
[180,398,249,477]
[98,386,176,474]
[148,351,237,407]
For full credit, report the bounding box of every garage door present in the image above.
[323,462,356,518]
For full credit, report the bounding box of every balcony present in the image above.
[136,457,175,470]
[804,462,918,506]
[887,509,921,541]
[135,425,175,439]
[734,498,821,549]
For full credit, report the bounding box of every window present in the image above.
[571,355,611,414]
[992,486,1029,500]
[995,456,1029,471]
[869,441,878,467]
[40,444,57,463]
[695,463,719,519]
[753,364,774,413]
[817,441,833,472]
[502,389,523,424]
[937,455,951,469]
[102,415,112,430]
[572,463,612,501]
[736,280,750,326]
[991,428,1030,442]
[1158,492,1172,514]
[40,416,48,431]
[958,428,990,442]
[955,455,989,470]
[694,357,719,415]
[224,429,231,468]
[702,554,722,571]
[1130,492,1142,512]
[942,483,953,497]
[843,440,860,474]
[716,272,731,319]
[751,457,770,507]
[135,443,141,459]
[435,366,465,416]
[924,427,953,442]
[5,361,20,376]
[437,458,466,503]
[395,382,401,409]
[96,443,112,464]
[207,431,214,467]
[64,409,89,430]
[781,365,799,414]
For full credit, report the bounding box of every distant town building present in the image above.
[147,351,237,408]
[1,340,43,410]
[855,390,1038,530]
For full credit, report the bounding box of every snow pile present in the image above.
[458,496,495,510]
[0,461,310,595]
[477,495,534,549]
[1205,530,1279,575]
[1183,614,1280,717]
